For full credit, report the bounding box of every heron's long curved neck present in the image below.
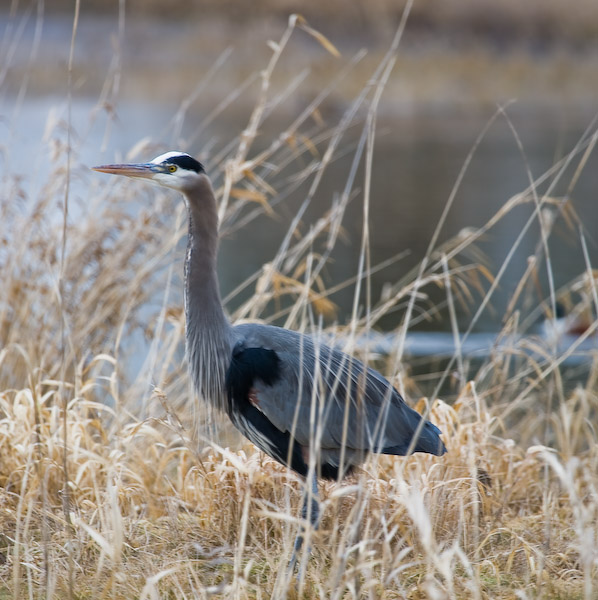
[184,177,232,410]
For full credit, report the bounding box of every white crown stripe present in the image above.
[150,151,192,164]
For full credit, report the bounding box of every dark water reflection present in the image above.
[217,111,597,333]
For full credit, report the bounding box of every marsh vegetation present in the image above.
[1,6,597,599]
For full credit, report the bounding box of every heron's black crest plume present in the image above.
[164,154,204,173]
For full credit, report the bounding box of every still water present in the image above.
[3,95,598,338]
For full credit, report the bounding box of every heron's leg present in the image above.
[287,471,320,576]
[307,470,320,529]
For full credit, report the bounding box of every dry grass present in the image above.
[1,12,598,600]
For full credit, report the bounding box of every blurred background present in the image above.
[1,0,597,346]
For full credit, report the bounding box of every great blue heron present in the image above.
[93,151,446,568]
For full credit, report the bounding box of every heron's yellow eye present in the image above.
[168,165,177,173]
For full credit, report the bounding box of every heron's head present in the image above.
[92,151,206,192]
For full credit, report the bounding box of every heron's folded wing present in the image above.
[233,323,445,456]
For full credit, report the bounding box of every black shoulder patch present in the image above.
[164,154,204,173]
[225,346,309,475]
[225,344,352,480]
[226,346,281,407]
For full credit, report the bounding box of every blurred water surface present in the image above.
[6,96,596,335]
[2,12,597,337]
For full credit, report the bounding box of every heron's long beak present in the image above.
[92,163,160,178]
